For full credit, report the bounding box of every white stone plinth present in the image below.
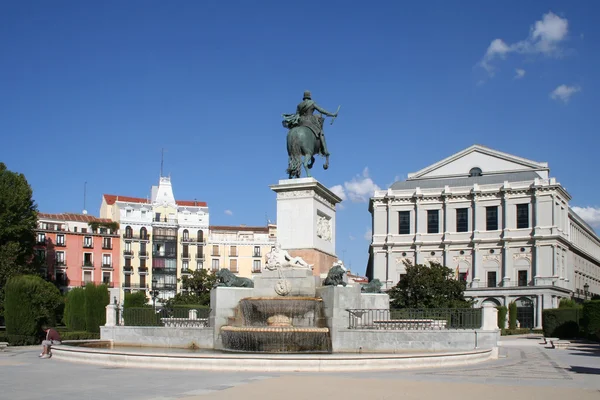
[270,178,343,257]
[481,303,499,330]
[105,304,117,327]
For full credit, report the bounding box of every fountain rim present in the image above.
[240,296,323,301]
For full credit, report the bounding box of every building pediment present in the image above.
[407,145,548,180]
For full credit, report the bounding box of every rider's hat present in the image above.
[303,90,312,100]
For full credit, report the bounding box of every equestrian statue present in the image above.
[282,91,340,179]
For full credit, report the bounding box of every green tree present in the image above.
[4,275,63,345]
[63,287,86,331]
[0,163,39,316]
[84,283,109,333]
[177,269,217,306]
[387,261,472,309]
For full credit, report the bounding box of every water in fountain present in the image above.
[221,297,331,353]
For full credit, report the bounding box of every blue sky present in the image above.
[2,1,599,275]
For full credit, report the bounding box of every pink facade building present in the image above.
[34,213,121,292]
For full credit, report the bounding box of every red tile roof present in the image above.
[209,225,270,233]
[38,213,113,223]
[103,194,207,207]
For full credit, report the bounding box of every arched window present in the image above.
[469,167,483,177]
[140,227,147,240]
[125,226,133,239]
[198,230,204,242]
[183,229,189,240]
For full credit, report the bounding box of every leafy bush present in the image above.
[59,331,100,340]
[582,300,600,340]
[542,308,582,338]
[558,298,579,309]
[124,291,148,308]
[508,302,517,330]
[4,275,63,345]
[501,328,543,336]
[497,306,507,329]
[84,283,109,333]
[63,288,86,331]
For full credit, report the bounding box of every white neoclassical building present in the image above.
[367,145,600,328]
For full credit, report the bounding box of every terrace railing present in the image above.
[346,308,482,330]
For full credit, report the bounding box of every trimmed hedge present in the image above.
[508,302,517,330]
[63,287,86,331]
[542,308,582,338]
[84,283,110,333]
[501,328,543,336]
[582,300,600,340]
[60,331,100,340]
[497,306,507,329]
[124,291,148,308]
[4,275,63,345]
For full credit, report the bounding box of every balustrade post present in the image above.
[105,303,117,327]
[481,303,498,330]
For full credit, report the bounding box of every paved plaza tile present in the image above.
[0,336,598,400]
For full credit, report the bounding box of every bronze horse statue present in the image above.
[286,124,329,179]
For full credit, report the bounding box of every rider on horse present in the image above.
[282,91,338,157]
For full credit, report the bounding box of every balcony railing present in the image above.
[123,250,134,257]
[152,252,176,258]
[36,238,46,245]
[82,262,94,269]
[102,244,113,250]
[152,283,177,290]
[81,281,114,288]
[195,254,205,260]
[181,268,191,274]
[153,235,176,242]
[153,217,178,224]
[181,253,190,259]
[101,263,113,269]
[471,280,533,288]
[123,265,133,273]
[83,242,93,248]
[253,252,261,257]
[55,260,66,268]
[56,242,66,247]
[139,266,148,273]
[346,308,482,330]
[138,251,148,258]
[121,283,148,289]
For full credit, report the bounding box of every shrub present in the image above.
[582,300,600,341]
[59,331,100,340]
[4,275,63,345]
[63,288,86,331]
[501,328,543,336]
[84,283,109,333]
[124,291,148,308]
[508,302,517,330]
[497,306,507,329]
[542,308,582,338]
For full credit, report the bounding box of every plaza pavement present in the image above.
[0,335,598,400]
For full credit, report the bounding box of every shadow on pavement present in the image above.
[568,366,600,375]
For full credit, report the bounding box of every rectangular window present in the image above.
[230,246,237,257]
[125,258,132,268]
[197,245,203,258]
[253,260,261,272]
[456,208,469,232]
[102,272,111,285]
[230,259,238,272]
[56,251,65,265]
[35,249,46,263]
[398,211,410,235]
[182,244,189,258]
[459,272,468,282]
[126,209,132,217]
[155,212,161,222]
[83,236,93,248]
[486,206,498,231]
[211,259,220,271]
[253,246,261,257]
[83,271,92,283]
[140,258,146,268]
[182,260,189,271]
[102,237,112,249]
[81,228,87,233]
[427,210,439,234]
[518,270,528,287]
[102,254,111,267]
[197,261,204,270]
[212,245,219,256]
[139,275,146,288]
[37,232,46,244]
[124,274,131,288]
[56,234,65,246]
[516,204,529,229]
[487,271,497,288]
[83,253,93,266]
[74,227,78,233]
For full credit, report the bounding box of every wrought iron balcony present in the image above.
[180,236,195,243]
[101,263,113,270]
[253,252,261,257]
[181,253,190,260]
[181,268,191,275]
[83,241,94,248]
[123,265,133,273]
[55,260,66,268]
[139,266,148,273]
[82,281,114,288]
[56,242,66,247]
[121,283,148,289]
[195,254,205,260]
[102,244,113,250]
[82,262,94,269]
[36,238,46,245]
[152,251,176,258]
[123,250,134,258]
[138,251,149,258]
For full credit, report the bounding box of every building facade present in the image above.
[206,225,277,277]
[368,145,600,328]
[100,176,209,302]
[34,213,121,296]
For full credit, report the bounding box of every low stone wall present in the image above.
[100,326,213,349]
[332,329,499,353]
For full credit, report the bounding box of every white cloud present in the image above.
[364,228,373,241]
[331,167,382,205]
[572,206,600,228]
[479,12,568,75]
[550,84,580,103]
[224,209,233,216]
[514,69,526,79]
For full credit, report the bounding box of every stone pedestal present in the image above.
[253,268,320,297]
[105,304,117,327]
[316,285,362,352]
[270,178,343,276]
[210,287,253,349]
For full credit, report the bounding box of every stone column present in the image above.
[105,304,117,327]
[535,294,543,329]
[481,303,499,330]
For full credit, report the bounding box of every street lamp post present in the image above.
[151,277,159,311]
[584,283,589,301]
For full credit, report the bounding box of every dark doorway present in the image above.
[515,297,534,329]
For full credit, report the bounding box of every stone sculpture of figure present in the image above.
[283,91,340,179]
[361,278,383,293]
[214,268,254,288]
[265,243,313,270]
[323,260,347,287]
[316,215,331,241]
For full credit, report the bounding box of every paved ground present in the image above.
[1,335,599,400]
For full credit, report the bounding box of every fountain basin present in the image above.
[221,326,331,353]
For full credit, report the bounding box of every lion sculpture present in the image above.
[361,278,383,293]
[214,268,254,288]
[323,261,347,287]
